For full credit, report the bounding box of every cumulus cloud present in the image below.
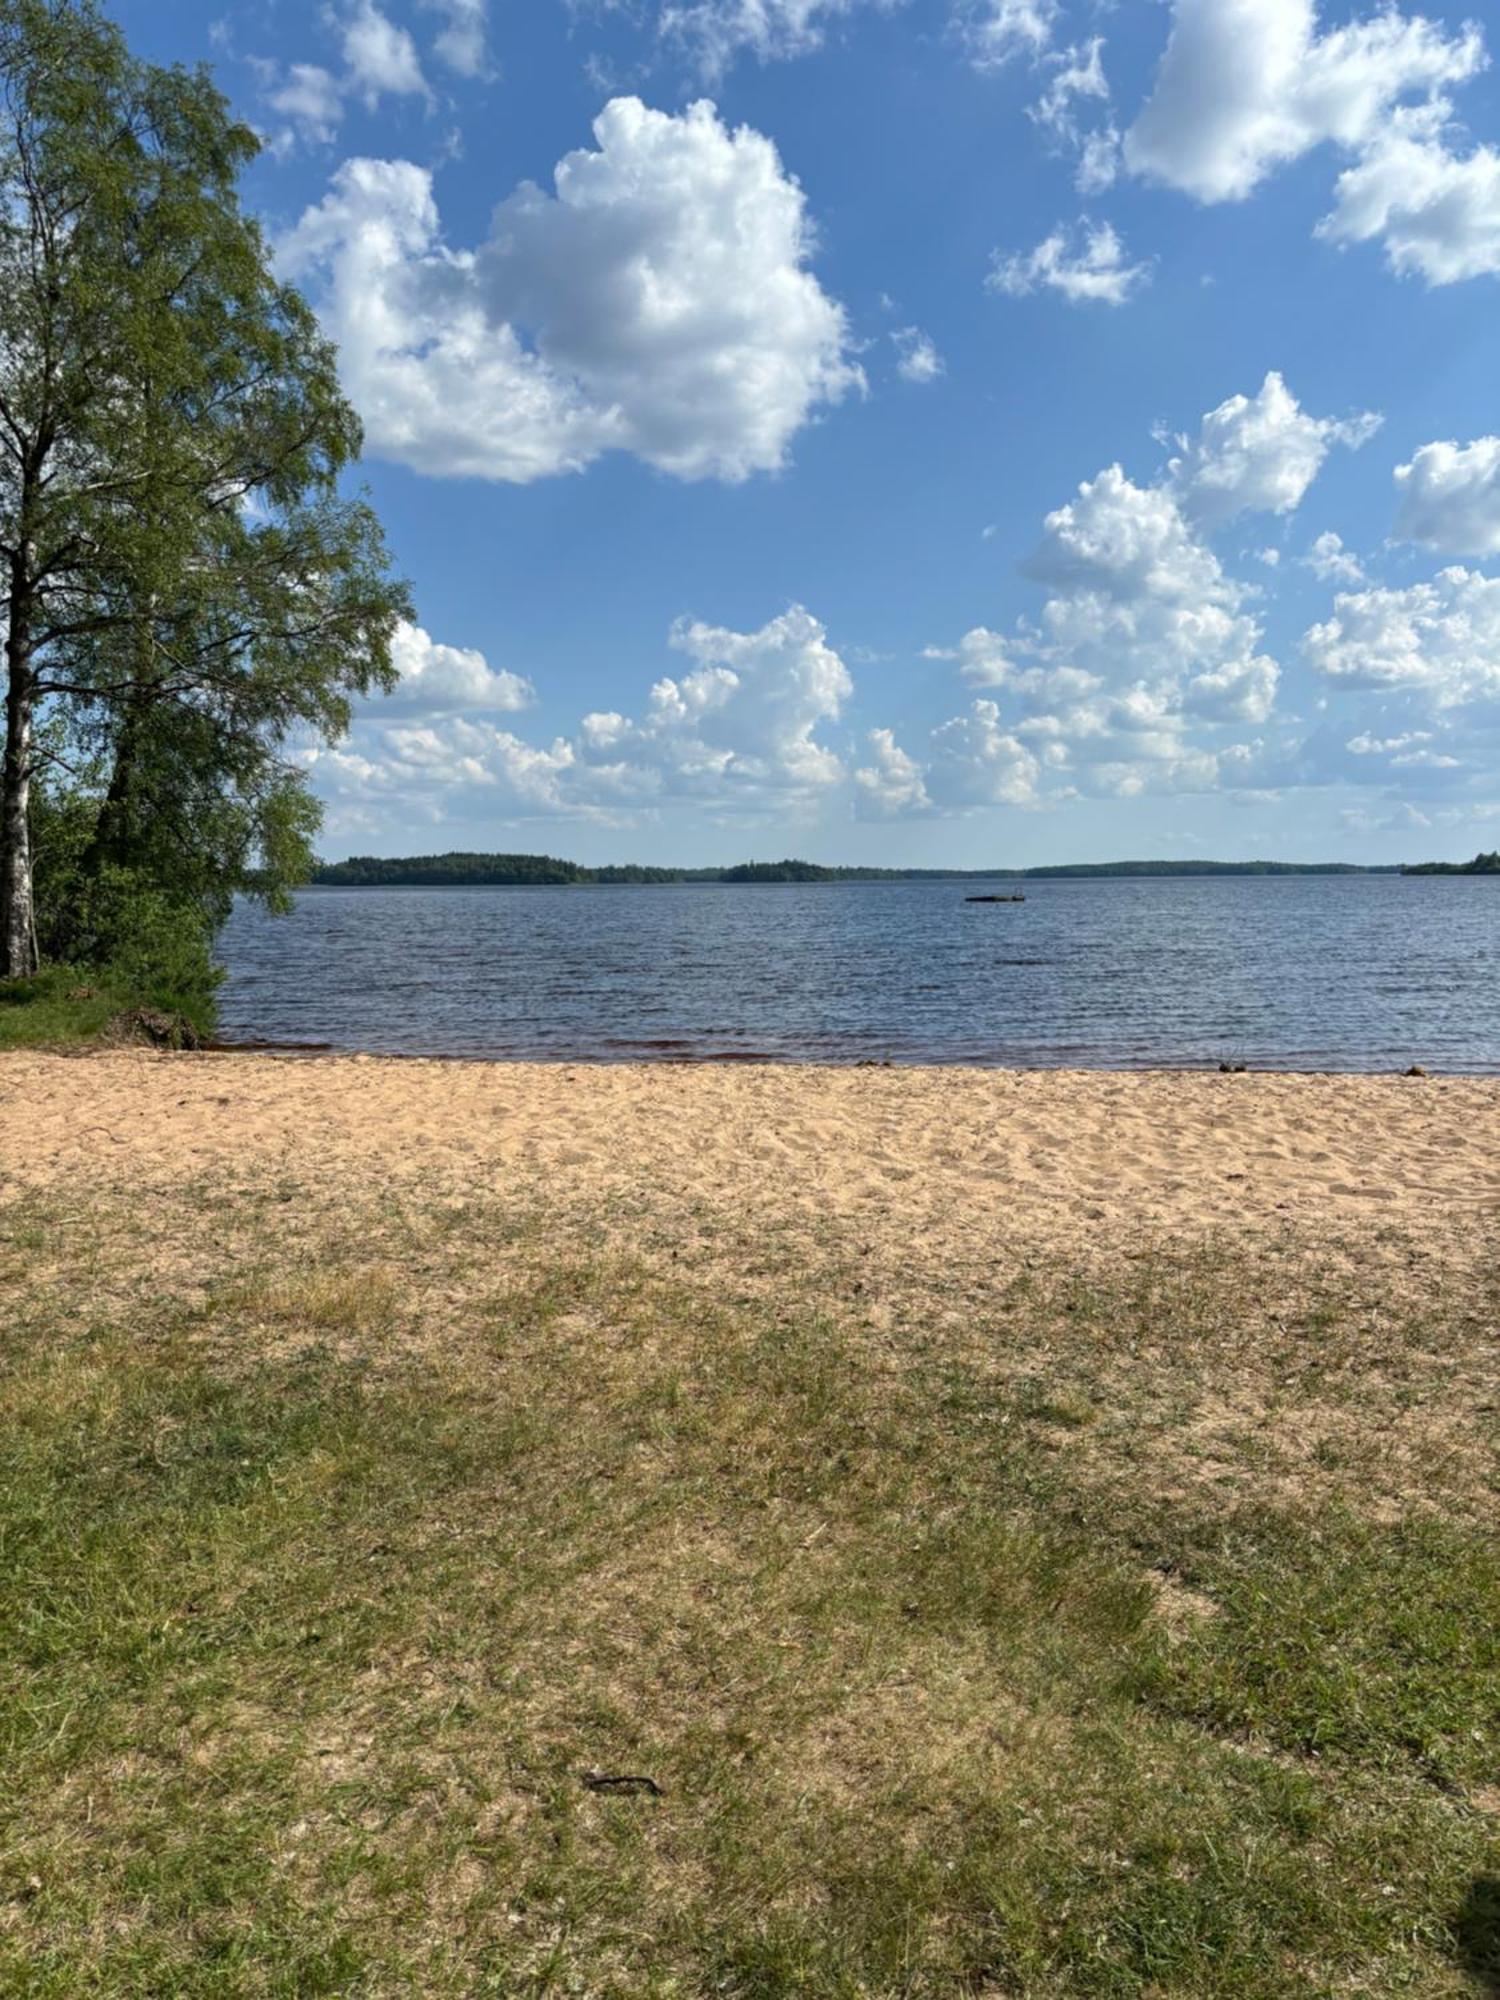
[1121,0,1500,284]
[1022,464,1284,729]
[1166,371,1381,528]
[874,375,1385,818]
[1347,729,1441,760]
[891,326,943,382]
[854,728,933,817]
[279,97,861,484]
[988,218,1150,305]
[1304,567,1500,705]
[1028,463,1227,603]
[1318,105,1500,284]
[1302,530,1365,584]
[927,701,1044,807]
[1395,436,1500,553]
[574,606,853,804]
[304,722,579,831]
[314,606,859,830]
[378,621,535,714]
[1124,0,1482,203]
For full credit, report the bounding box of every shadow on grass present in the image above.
[1458,1878,1500,1995]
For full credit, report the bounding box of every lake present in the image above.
[216,876,1500,1072]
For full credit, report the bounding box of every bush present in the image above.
[67,868,223,1030]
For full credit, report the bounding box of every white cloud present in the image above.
[988,218,1150,306]
[264,63,344,147]
[380,621,535,713]
[1302,530,1365,583]
[1075,127,1121,195]
[1121,0,1500,285]
[888,376,1379,815]
[1318,104,1500,283]
[927,701,1044,808]
[1029,37,1119,192]
[341,0,431,106]
[659,0,900,79]
[854,728,933,817]
[1124,0,1483,204]
[1340,801,1435,833]
[255,4,446,153]
[1395,436,1500,554]
[1347,729,1433,755]
[306,720,579,825]
[575,606,853,803]
[960,0,1057,73]
[891,326,943,383]
[1168,373,1381,528]
[1031,35,1108,141]
[1029,463,1227,603]
[1017,462,1284,736]
[1305,567,1500,705]
[421,0,489,76]
[322,606,858,826]
[279,98,861,484]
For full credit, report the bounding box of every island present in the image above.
[1402,851,1500,876]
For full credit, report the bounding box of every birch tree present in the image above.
[0,0,407,978]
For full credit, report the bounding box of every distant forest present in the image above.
[1402,852,1500,875]
[311,852,1406,887]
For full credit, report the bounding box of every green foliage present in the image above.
[313,850,597,888]
[1404,851,1500,876]
[17,754,219,1034]
[46,865,219,1015]
[0,0,409,982]
[720,857,844,881]
[0,949,214,1047]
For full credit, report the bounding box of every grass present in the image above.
[0,959,216,1051]
[0,1184,1496,1996]
[0,964,129,1049]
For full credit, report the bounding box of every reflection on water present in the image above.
[218,876,1500,1072]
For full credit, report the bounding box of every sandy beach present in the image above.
[5,1052,1499,1994]
[4,1050,1496,1265]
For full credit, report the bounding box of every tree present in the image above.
[0,0,409,979]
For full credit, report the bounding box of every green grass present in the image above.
[0,962,212,1050]
[0,1192,1495,1996]
[0,965,126,1049]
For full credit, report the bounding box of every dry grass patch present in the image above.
[0,1183,1496,1996]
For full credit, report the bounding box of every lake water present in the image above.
[216,876,1500,1072]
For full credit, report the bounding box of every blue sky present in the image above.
[118,0,1500,863]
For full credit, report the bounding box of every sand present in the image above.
[2,1052,1495,1265]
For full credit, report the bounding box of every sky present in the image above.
[114,0,1500,865]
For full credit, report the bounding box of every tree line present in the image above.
[1402,853,1500,875]
[311,853,1406,887]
